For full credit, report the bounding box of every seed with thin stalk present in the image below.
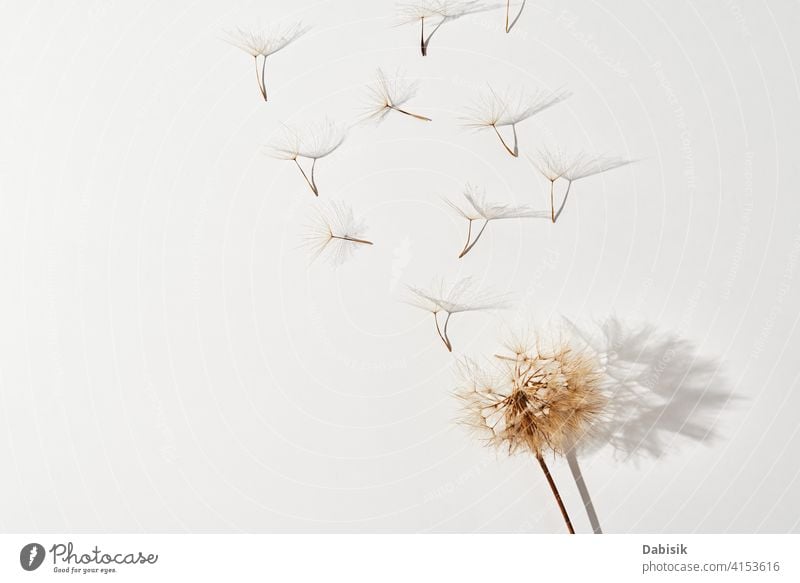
[270,119,347,196]
[445,185,547,258]
[455,333,607,533]
[225,23,307,102]
[406,278,508,352]
[305,201,373,266]
[396,1,494,56]
[363,69,432,123]
[530,147,634,223]
[463,86,570,157]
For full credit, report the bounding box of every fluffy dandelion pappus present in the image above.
[270,119,347,196]
[406,278,508,352]
[396,1,493,56]
[463,86,570,157]
[455,334,607,533]
[225,22,307,102]
[304,201,373,266]
[363,69,431,123]
[530,147,634,223]
[445,185,547,258]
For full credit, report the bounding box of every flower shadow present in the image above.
[566,316,738,462]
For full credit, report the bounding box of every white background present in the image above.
[0,0,798,533]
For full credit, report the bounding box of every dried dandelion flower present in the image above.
[270,119,347,196]
[225,22,308,102]
[304,200,373,265]
[463,86,570,157]
[455,335,607,533]
[396,1,493,56]
[363,69,431,123]
[530,147,634,223]
[406,278,508,352]
[445,185,546,258]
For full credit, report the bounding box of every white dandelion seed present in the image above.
[445,185,547,258]
[396,1,496,56]
[463,85,570,157]
[270,119,347,196]
[225,22,308,102]
[530,147,634,222]
[304,200,373,266]
[405,277,509,351]
[363,68,431,124]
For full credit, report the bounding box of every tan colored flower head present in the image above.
[457,337,607,457]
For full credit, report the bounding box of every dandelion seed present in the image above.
[225,22,307,102]
[363,69,431,123]
[455,331,607,533]
[463,86,570,157]
[397,1,493,56]
[530,147,634,222]
[406,277,508,352]
[270,119,347,196]
[304,200,373,265]
[445,185,546,258]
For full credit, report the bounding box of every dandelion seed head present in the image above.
[456,334,607,457]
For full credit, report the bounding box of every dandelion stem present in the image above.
[310,157,318,194]
[420,17,427,56]
[459,219,490,258]
[434,312,453,352]
[390,105,432,122]
[461,219,474,256]
[492,124,519,157]
[261,55,268,101]
[536,454,575,534]
[332,235,373,246]
[254,56,267,101]
[442,311,453,350]
[566,449,602,534]
[293,158,318,196]
[506,0,526,33]
[553,180,573,223]
[549,180,555,223]
[424,18,446,54]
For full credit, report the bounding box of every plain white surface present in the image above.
[0,0,798,532]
